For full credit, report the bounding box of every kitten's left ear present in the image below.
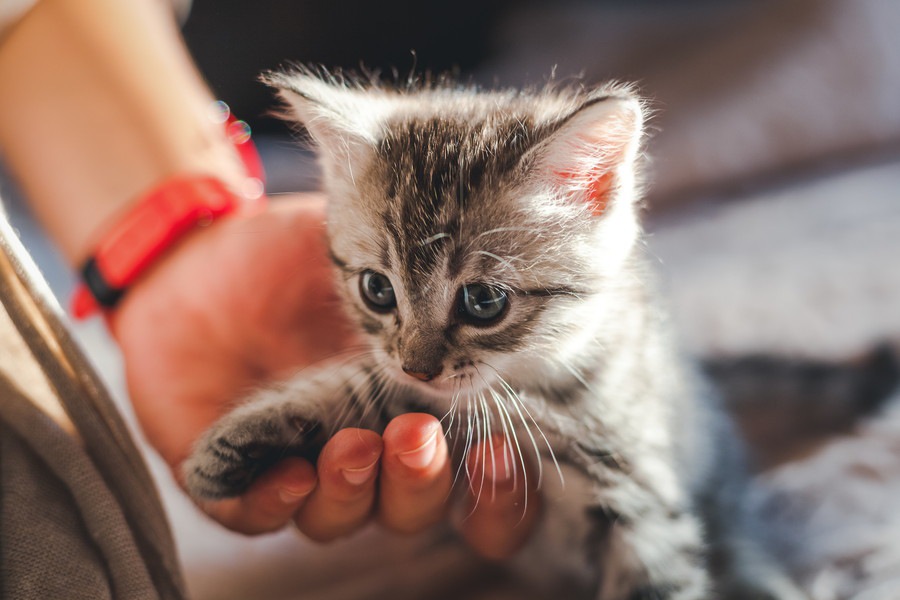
[261,69,391,176]
[532,92,644,215]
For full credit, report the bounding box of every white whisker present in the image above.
[480,389,499,502]
[495,371,565,488]
[453,393,476,493]
[488,384,516,490]
[419,232,451,246]
[559,359,592,390]
[328,353,382,434]
[473,227,542,242]
[473,250,525,284]
[488,385,520,492]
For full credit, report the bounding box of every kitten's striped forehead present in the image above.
[373,111,552,277]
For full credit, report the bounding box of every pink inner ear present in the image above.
[554,168,615,216]
[546,104,638,216]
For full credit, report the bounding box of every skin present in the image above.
[110,195,541,545]
[0,0,539,551]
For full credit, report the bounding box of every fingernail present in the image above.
[279,486,313,504]
[343,460,379,486]
[398,430,439,470]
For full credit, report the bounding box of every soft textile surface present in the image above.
[485,0,900,207]
[0,212,187,600]
[0,374,158,600]
[651,159,900,360]
[749,388,900,600]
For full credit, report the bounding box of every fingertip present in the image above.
[458,437,542,560]
[262,457,318,502]
[465,435,515,485]
[377,414,451,534]
[383,412,442,442]
[204,457,318,536]
[320,428,383,473]
[294,428,382,542]
[383,413,446,476]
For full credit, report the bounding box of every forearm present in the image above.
[0,0,244,264]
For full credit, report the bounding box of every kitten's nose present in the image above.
[402,365,442,382]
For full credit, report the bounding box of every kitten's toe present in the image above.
[183,413,323,500]
[183,438,273,499]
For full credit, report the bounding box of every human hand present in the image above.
[109,193,539,555]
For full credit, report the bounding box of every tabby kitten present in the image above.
[184,70,801,600]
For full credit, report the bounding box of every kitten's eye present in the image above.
[360,270,396,311]
[459,284,508,324]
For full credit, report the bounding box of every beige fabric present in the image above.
[0,205,188,599]
[0,258,76,436]
[0,373,162,599]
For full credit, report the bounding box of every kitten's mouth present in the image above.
[390,365,491,400]
[391,367,454,394]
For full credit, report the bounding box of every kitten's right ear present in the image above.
[262,70,390,165]
[530,90,645,216]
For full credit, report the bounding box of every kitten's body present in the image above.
[184,72,800,599]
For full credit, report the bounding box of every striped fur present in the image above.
[184,71,805,600]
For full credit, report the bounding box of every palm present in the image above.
[111,194,352,469]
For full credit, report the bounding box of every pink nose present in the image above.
[402,366,441,382]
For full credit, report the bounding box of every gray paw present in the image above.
[183,409,324,500]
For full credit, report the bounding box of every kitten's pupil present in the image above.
[459,284,507,324]
[360,270,396,311]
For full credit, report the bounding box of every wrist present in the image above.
[72,175,265,319]
[72,101,267,319]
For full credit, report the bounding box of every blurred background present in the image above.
[2,0,900,598]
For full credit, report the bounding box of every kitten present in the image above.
[183,70,802,600]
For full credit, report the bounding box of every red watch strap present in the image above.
[227,114,266,185]
[72,176,248,319]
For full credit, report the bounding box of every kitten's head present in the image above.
[267,70,645,399]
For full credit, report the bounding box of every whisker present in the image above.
[483,369,544,489]
[559,359,592,390]
[487,384,519,493]
[439,382,462,431]
[474,250,522,277]
[418,232,451,246]
[472,227,544,243]
[445,378,467,502]
[472,389,486,509]
[486,384,528,513]
[480,389,498,502]
[453,393,476,494]
[322,352,383,434]
[495,371,565,488]
[354,367,387,427]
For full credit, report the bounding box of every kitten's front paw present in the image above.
[183,407,324,500]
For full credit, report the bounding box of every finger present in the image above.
[202,457,317,535]
[457,436,541,560]
[294,428,382,542]
[378,413,451,533]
